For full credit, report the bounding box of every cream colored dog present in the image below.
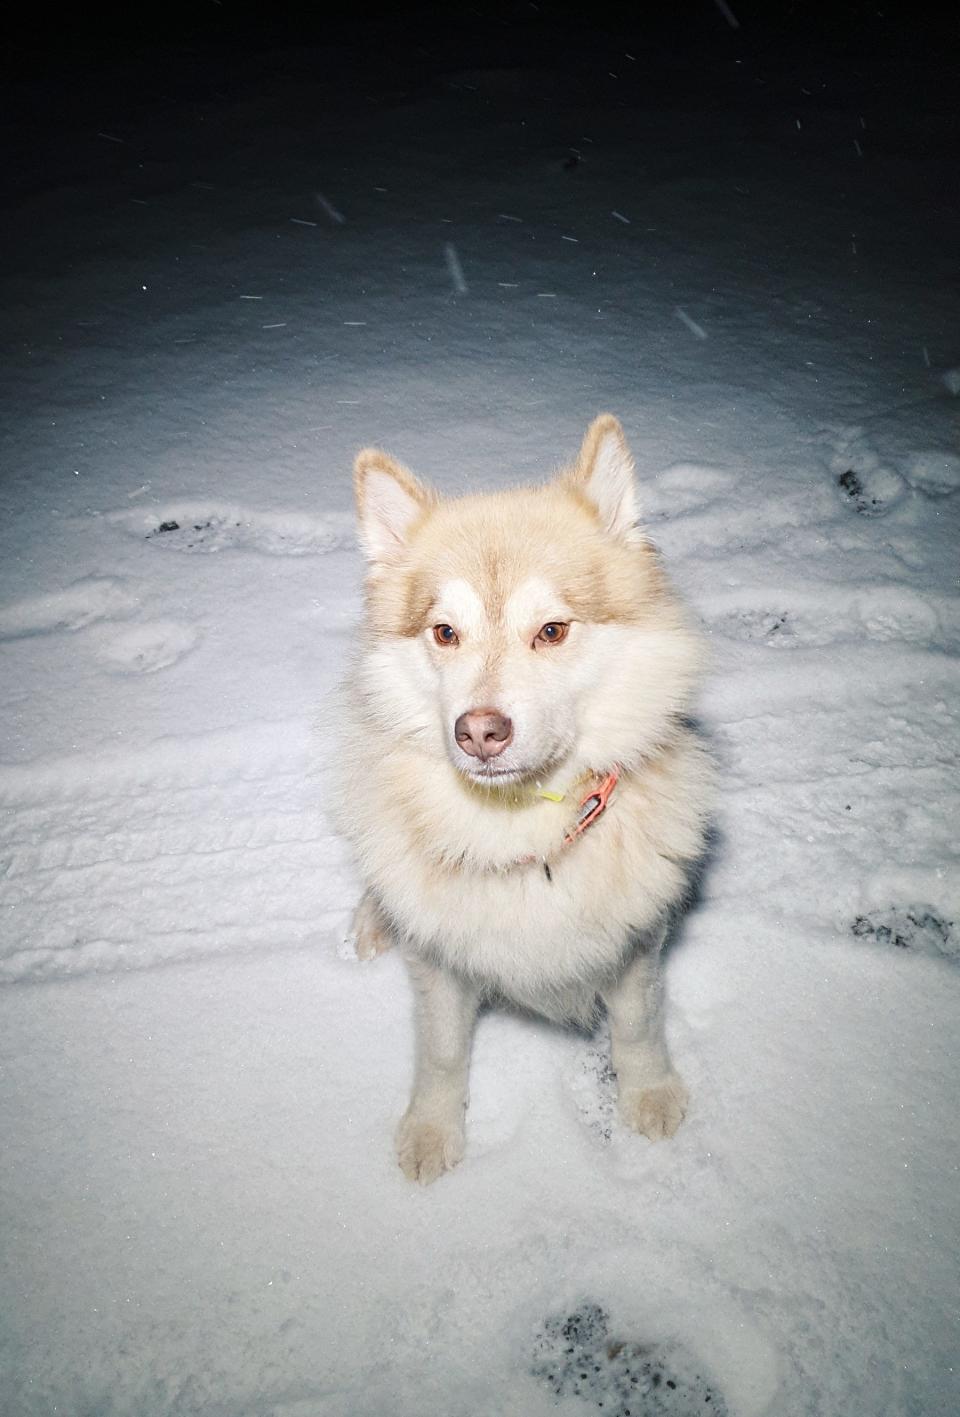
[338,415,713,1183]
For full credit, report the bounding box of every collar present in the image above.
[514,766,621,876]
[562,767,620,846]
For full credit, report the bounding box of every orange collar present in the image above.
[514,766,621,877]
[563,767,620,847]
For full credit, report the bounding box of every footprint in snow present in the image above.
[114,503,354,556]
[645,463,736,520]
[531,1302,728,1416]
[851,907,956,964]
[96,621,200,674]
[829,427,907,516]
[835,466,907,516]
[706,584,953,651]
[903,450,960,499]
[0,577,138,641]
[709,608,794,645]
[567,1031,618,1144]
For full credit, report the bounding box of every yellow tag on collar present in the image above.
[536,788,566,803]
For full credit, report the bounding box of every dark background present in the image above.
[5,3,957,215]
[5,2,957,91]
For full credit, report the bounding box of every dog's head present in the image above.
[351,415,701,787]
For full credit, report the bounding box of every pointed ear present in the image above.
[353,448,433,564]
[566,414,639,539]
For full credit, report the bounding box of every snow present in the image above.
[2,15,959,1417]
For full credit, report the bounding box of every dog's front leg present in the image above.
[601,929,688,1141]
[350,889,395,960]
[396,954,479,1184]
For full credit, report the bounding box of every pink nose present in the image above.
[454,708,514,760]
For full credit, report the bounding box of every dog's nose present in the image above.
[454,708,514,760]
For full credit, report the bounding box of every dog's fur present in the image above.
[337,415,713,1183]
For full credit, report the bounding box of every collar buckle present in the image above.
[563,768,620,846]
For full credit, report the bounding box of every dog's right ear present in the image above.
[353,449,433,564]
[568,414,639,541]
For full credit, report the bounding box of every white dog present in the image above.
[337,415,713,1183]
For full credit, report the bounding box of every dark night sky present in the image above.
[5,2,957,89]
[4,2,957,222]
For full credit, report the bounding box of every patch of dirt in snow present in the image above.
[709,607,794,645]
[829,427,908,516]
[531,1303,729,1416]
[112,504,354,556]
[851,907,957,963]
[835,465,907,517]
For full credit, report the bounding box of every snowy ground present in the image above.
[2,15,959,1416]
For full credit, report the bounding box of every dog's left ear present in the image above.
[353,448,433,565]
[567,414,638,539]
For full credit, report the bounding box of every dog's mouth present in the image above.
[459,764,525,784]
[452,737,573,789]
[456,758,557,788]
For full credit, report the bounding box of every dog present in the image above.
[336,414,713,1183]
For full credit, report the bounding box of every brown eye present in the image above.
[535,622,569,646]
[433,624,459,646]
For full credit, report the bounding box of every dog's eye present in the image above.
[535,622,569,646]
[433,624,460,646]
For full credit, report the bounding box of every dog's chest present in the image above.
[379,834,666,999]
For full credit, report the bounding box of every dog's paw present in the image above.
[395,1114,465,1185]
[618,1075,689,1140]
[350,892,394,961]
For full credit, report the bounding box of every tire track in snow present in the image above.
[700,650,960,932]
[0,721,349,982]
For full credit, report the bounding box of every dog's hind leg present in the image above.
[601,928,688,1141]
[396,955,480,1184]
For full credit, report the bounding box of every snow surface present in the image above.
[2,20,959,1417]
